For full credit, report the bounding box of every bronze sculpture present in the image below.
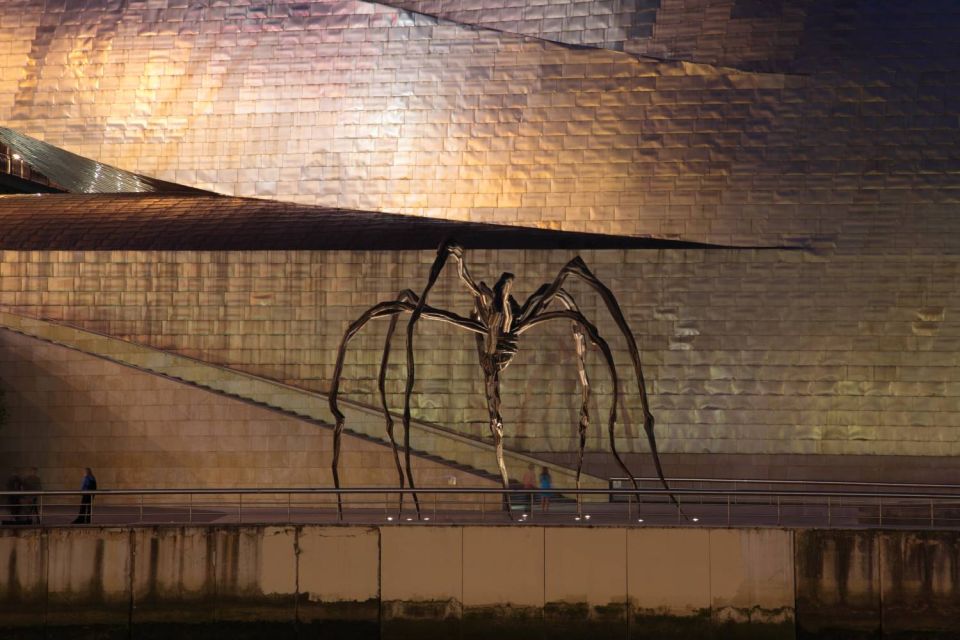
[329,240,675,518]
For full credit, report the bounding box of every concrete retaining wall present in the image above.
[2,525,957,639]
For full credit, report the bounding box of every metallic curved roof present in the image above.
[0,193,723,251]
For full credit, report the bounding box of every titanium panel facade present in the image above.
[0,0,956,247]
[0,1,958,474]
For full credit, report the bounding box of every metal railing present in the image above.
[3,484,960,529]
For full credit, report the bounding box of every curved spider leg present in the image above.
[520,259,680,511]
[378,289,421,516]
[402,241,489,519]
[554,290,592,516]
[517,309,632,497]
[403,247,450,519]
[516,283,550,319]
[330,298,484,520]
[518,309,682,514]
[483,369,512,516]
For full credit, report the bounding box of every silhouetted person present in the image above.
[21,467,41,524]
[72,468,97,525]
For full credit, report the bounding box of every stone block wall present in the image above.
[0,327,497,491]
[0,245,959,473]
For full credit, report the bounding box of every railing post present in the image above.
[727,495,731,526]
[139,494,143,524]
[189,493,193,524]
[287,493,292,521]
[238,493,242,524]
[827,496,832,526]
[776,495,781,526]
[930,499,935,528]
[878,496,883,527]
[38,494,43,525]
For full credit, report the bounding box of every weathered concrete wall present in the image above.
[3,524,959,638]
[0,328,498,492]
[795,530,960,639]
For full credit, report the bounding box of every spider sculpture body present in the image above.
[329,240,676,518]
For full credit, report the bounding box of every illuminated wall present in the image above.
[1,1,959,479]
[0,243,957,474]
[0,0,957,246]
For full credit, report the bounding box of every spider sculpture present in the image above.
[328,240,677,519]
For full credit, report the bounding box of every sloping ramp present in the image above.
[0,309,605,489]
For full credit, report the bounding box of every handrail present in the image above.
[4,486,959,529]
[3,486,960,499]
[610,476,960,491]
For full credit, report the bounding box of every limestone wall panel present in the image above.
[297,526,379,620]
[211,526,297,622]
[381,526,462,604]
[45,527,130,627]
[0,528,47,628]
[131,526,216,624]
[544,527,627,608]
[881,531,960,636]
[708,528,794,626]
[627,528,710,616]
[795,529,880,637]
[462,526,544,608]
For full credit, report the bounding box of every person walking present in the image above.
[20,467,41,524]
[539,466,553,513]
[72,468,97,525]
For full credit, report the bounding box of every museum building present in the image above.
[0,0,959,492]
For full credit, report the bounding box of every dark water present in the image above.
[0,619,810,640]
[5,617,956,639]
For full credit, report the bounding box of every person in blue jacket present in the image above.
[72,468,97,524]
[539,466,553,513]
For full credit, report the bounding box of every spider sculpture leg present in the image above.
[330,297,483,520]
[483,370,512,511]
[518,309,635,493]
[554,291,593,514]
[377,289,423,515]
[402,241,488,519]
[518,259,680,509]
